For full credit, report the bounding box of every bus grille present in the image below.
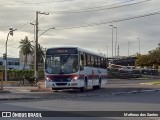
[56,83,68,86]
[54,78,70,82]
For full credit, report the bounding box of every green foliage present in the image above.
[135,54,150,67]
[135,46,160,68]
[0,70,44,81]
[19,36,34,69]
[37,44,45,63]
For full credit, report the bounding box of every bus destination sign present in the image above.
[46,48,78,55]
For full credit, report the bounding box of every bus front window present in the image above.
[45,55,78,74]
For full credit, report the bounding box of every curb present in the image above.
[112,89,160,95]
[0,97,38,101]
[30,89,52,92]
[0,89,160,101]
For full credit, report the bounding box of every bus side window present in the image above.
[91,55,94,67]
[80,53,84,70]
[97,57,100,68]
[100,58,103,68]
[83,53,86,66]
[87,54,91,66]
[104,59,107,68]
[95,56,97,67]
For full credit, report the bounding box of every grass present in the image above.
[146,81,160,85]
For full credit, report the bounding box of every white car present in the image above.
[119,66,135,72]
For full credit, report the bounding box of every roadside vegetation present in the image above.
[135,43,160,69]
[146,81,160,85]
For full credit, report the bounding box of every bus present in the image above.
[45,47,108,91]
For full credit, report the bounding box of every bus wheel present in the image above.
[80,79,87,92]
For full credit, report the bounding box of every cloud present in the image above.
[0,0,160,58]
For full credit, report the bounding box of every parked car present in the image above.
[119,66,135,72]
[141,68,158,75]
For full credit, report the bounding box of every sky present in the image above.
[0,0,160,58]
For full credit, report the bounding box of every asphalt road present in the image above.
[0,91,160,120]
[0,78,160,120]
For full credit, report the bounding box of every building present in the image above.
[19,51,34,69]
[0,57,20,70]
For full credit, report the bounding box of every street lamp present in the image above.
[109,25,114,59]
[114,27,117,58]
[106,45,108,58]
[137,38,140,54]
[128,42,131,56]
[5,27,17,82]
[30,23,36,41]
[30,23,55,80]
[30,23,37,78]
[38,27,55,37]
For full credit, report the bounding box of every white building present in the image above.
[19,51,34,69]
[0,57,20,70]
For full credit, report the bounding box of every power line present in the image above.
[0,0,75,6]
[51,0,152,14]
[54,10,160,30]
[4,14,49,48]
[0,0,152,30]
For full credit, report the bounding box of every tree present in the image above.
[136,43,160,68]
[37,44,45,63]
[31,44,45,69]
[148,48,160,68]
[135,54,150,67]
[19,36,33,69]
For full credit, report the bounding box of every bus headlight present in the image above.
[46,77,52,82]
[72,76,79,81]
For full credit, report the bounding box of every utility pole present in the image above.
[35,11,49,80]
[109,25,114,59]
[106,45,108,58]
[114,27,117,58]
[137,38,140,54]
[5,27,17,82]
[117,45,119,58]
[128,42,131,56]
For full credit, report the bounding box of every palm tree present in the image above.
[37,44,45,63]
[19,36,33,69]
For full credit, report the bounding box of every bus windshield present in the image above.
[45,54,78,74]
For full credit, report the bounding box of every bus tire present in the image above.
[80,78,87,92]
[93,78,101,89]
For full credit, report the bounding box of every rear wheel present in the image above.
[93,78,101,89]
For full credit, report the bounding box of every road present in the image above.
[0,91,160,120]
[0,78,160,120]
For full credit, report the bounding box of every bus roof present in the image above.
[47,46,106,58]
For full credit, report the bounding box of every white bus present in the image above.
[45,47,108,91]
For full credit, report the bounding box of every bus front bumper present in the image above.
[45,80,84,89]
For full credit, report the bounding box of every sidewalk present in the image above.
[0,81,52,100]
[0,78,160,101]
